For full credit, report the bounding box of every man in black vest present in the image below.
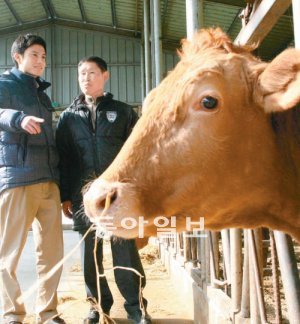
[56,56,151,324]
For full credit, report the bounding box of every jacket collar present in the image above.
[10,67,51,91]
[73,92,114,111]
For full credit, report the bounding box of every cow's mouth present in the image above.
[94,220,140,239]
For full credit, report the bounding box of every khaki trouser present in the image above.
[0,182,63,323]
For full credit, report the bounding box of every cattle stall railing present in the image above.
[156,229,300,323]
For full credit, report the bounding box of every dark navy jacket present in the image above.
[0,68,59,194]
[56,92,138,231]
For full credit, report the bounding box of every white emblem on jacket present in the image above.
[106,111,117,123]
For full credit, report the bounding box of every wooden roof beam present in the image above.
[226,8,242,34]
[4,0,22,25]
[162,0,169,35]
[110,0,117,28]
[135,0,139,36]
[78,0,87,23]
[41,0,56,19]
[234,0,291,45]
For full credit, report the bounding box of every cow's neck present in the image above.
[271,105,300,195]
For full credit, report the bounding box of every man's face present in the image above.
[14,44,46,77]
[78,62,109,98]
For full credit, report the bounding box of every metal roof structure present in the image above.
[0,0,295,60]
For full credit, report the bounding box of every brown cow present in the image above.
[83,28,300,241]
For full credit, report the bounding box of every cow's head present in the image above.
[84,28,300,240]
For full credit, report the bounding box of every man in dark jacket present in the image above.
[56,56,151,324]
[0,34,64,324]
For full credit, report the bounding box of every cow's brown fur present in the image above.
[84,28,300,241]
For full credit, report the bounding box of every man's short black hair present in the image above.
[11,34,47,67]
[78,56,108,72]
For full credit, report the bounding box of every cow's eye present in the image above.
[201,96,218,110]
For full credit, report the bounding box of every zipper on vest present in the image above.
[22,134,28,166]
[92,111,101,175]
[83,107,101,176]
[37,94,54,178]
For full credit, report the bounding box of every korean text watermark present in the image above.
[95,215,206,238]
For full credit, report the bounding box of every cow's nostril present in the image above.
[97,197,106,210]
[111,190,117,204]
[96,189,117,211]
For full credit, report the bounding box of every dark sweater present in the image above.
[56,92,138,230]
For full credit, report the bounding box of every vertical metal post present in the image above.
[209,231,220,288]
[269,231,282,323]
[143,0,151,96]
[248,229,267,324]
[50,23,56,101]
[292,0,300,48]
[140,43,145,104]
[199,0,204,29]
[149,0,155,89]
[205,231,211,284]
[221,229,231,284]
[185,0,204,40]
[230,229,242,316]
[176,233,180,256]
[241,230,250,318]
[211,231,220,278]
[153,0,163,86]
[274,231,300,324]
[249,252,260,324]
[198,232,206,285]
[184,234,192,262]
[191,236,198,267]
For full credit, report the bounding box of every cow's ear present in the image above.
[255,48,300,113]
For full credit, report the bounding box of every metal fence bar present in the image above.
[274,231,300,324]
[241,229,250,318]
[248,229,268,324]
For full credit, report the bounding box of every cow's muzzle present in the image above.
[83,178,118,221]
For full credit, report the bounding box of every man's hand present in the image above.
[62,200,73,219]
[21,116,44,134]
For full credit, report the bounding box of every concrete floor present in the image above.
[0,230,194,324]
[0,230,81,316]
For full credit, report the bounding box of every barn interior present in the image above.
[0,1,299,324]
